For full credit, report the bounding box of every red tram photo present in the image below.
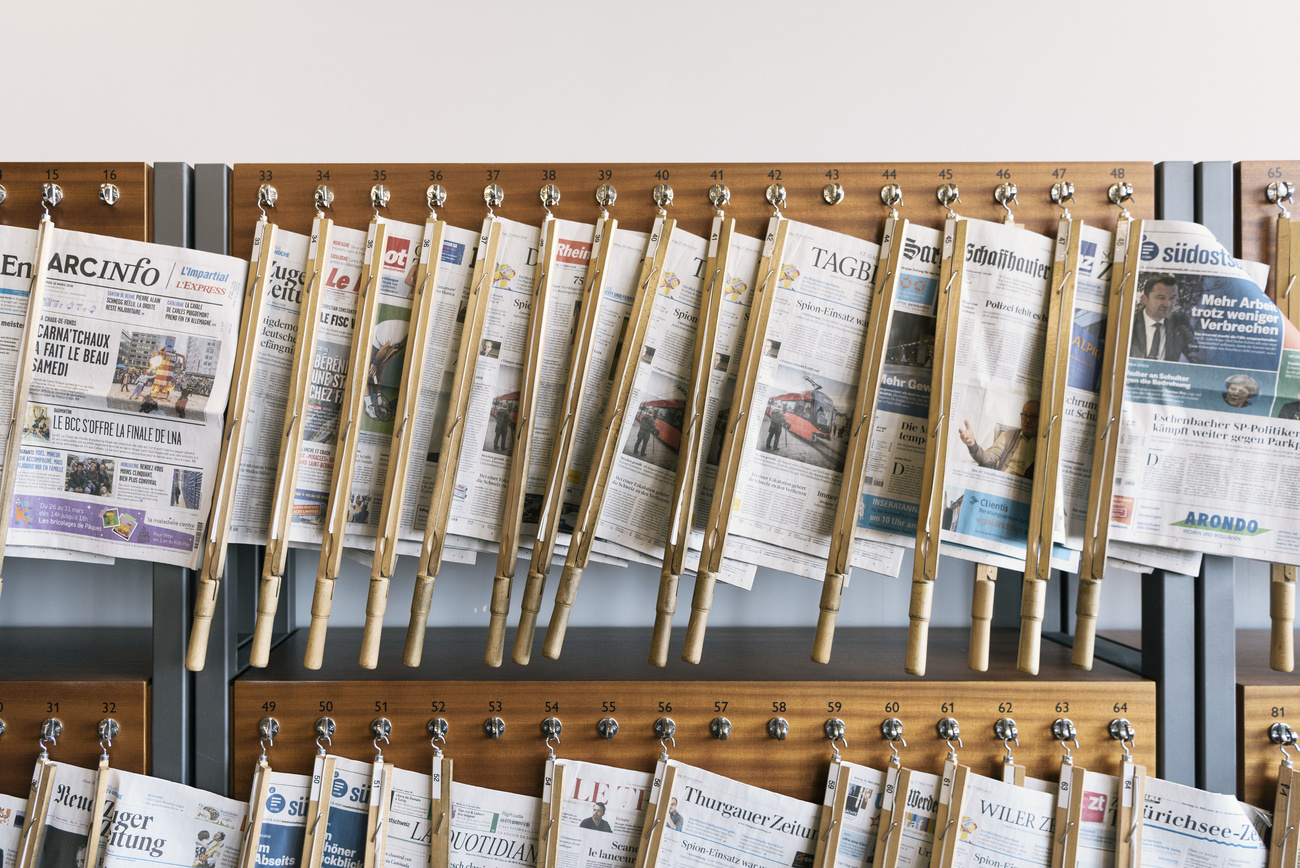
[490,391,519,426]
[765,386,835,446]
[633,398,685,450]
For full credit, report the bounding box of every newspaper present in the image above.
[551,759,651,868]
[937,218,1076,571]
[0,793,26,868]
[1109,220,1300,565]
[819,761,883,868]
[316,757,375,868]
[383,768,430,868]
[1073,770,1116,868]
[450,781,542,868]
[1140,776,1267,868]
[1,227,245,566]
[248,771,309,868]
[949,772,1054,868]
[891,768,940,868]
[227,227,310,545]
[28,762,98,868]
[99,768,248,868]
[649,760,820,868]
[713,219,905,581]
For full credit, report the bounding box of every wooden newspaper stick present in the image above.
[251,212,334,667]
[0,212,55,610]
[404,216,504,667]
[909,215,965,677]
[16,759,56,868]
[188,216,277,671]
[1075,216,1141,670]
[359,211,447,669]
[683,213,790,664]
[485,211,561,667]
[304,217,388,669]
[543,214,675,659]
[514,214,617,664]
[1113,761,1145,868]
[239,761,273,868]
[651,211,732,667]
[429,755,453,868]
[1272,207,1300,671]
[82,755,111,868]
[1268,761,1294,868]
[1019,216,1084,675]
[813,214,907,664]
[872,760,909,868]
[968,564,997,671]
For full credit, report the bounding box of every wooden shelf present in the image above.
[1237,630,1300,806]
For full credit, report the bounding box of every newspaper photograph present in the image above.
[820,761,883,868]
[383,768,430,868]
[1140,775,1267,868]
[720,220,905,579]
[650,760,820,868]
[247,771,309,868]
[0,792,25,868]
[937,218,1076,570]
[317,756,376,868]
[450,781,542,868]
[99,768,248,868]
[227,227,310,545]
[949,771,1054,868]
[1110,220,1300,564]
[551,759,652,868]
[285,225,366,546]
[1,227,245,566]
[592,226,709,560]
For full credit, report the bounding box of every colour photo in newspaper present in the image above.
[1110,220,1300,565]
[651,761,820,868]
[249,771,309,868]
[1140,775,1267,868]
[99,768,248,868]
[950,772,1054,868]
[6,227,244,566]
[227,227,309,546]
[0,792,25,868]
[450,781,542,868]
[1074,770,1117,868]
[552,759,651,868]
[892,768,940,868]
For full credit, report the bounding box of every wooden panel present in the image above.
[230,162,1152,258]
[1237,630,1300,806]
[1236,161,1300,299]
[233,628,1154,802]
[0,163,151,241]
[0,629,152,797]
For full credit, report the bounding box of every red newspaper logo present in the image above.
[1110,496,1134,526]
[384,236,412,270]
[556,239,592,265]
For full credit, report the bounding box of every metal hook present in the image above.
[38,718,62,759]
[1051,182,1075,220]
[766,183,787,216]
[41,183,63,220]
[371,718,392,762]
[484,184,505,218]
[1053,718,1079,760]
[1109,182,1135,219]
[1278,825,1296,850]
[825,719,847,762]
[881,184,904,218]
[937,718,962,759]
[655,717,676,760]
[257,184,278,220]
[1268,181,1295,219]
[428,718,449,758]
[709,184,730,216]
[882,718,906,762]
[427,184,447,219]
[540,184,561,218]
[823,183,845,206]
[994,718,1020,762]
[596,183,617,219]
[995,182,1019,222]
[315,717,336,756]
[370,185,390,218]
[98,718,119,763]
[314,185,334,217]
[937,183,961,219]
[258,717,279,763]
[541,717,562,761]
[1110,718,1135,759]
[653,184,674,216]
[1271,722,1296,765]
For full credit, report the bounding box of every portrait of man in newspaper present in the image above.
[957,401,1038,477]
[578,803,612,833]
[1131,274,1197,362]
[666,797,683,831]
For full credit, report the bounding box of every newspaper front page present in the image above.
[1074,770,1116,868]
[227,228,310,545]
[318,757,375,868]
[382,768,430,868]
[247,771,309,868]
[1110,220,1300,565]
[650,761,820,868]
[99,768,248,868]
[0,793,26,868]
[30,762,98,868]
[821,761,883,868]
[938,218,1076,571]
[892,768,940,868]
[552,759,651,868]
[949,772,1054,868]
[1140,776,1267,868]
[286,225,367,546]
[719,220,905,580]
[3,227,246,566]
[450,781,542,868]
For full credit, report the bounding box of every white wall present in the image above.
[0,0,1295,632]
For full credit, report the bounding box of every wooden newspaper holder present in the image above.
[1237,161,1300,673]
[1237,632,1300,809]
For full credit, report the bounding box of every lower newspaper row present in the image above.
[0,745,1279,868]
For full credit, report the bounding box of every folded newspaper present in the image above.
[949,771,1054,868]
[26,761,100,868]
[815,760,883,868]
[645,760,820,868]
[0,225,246,567]
[450,781,542,868]
[245,771,309,868]
[1139,776,1268,868]
[99,768,248,868]
[382,768,429,868]
[308,756,375,868]
[548,758,652,868]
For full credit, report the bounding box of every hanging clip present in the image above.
[484,184,505,218]
[1268,181,1294,220]
[38,717,62,760]
[937,717,962,761]
[596,183,617,219]
[314,185,334,218]
[1271,722,1296,766]
[427,184,447,221]
[541,717,562,761]
[98,718,119,763]
[258,717,279,764]
[257,184,278,222]
[540,184,561,218]
[1051,182,1076,220]
[881,184,904,218]
[370,184,391,219]
[653,184,674,217]
[995,182,1019,224]
[824,719,848,763]
[994,717,1019,763]
[314,717,336,756]
[882,717,906,763]
[1110,718,1136,759]
[1108,182,1135,220]
[41,183,63,221]
[1053,718,1079,761]
[766,183,787,217]
[655,717,676,761]
[428,717,449,758]
[371,718,392,762]
[709,184,730,217]
[937,183,961,220]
